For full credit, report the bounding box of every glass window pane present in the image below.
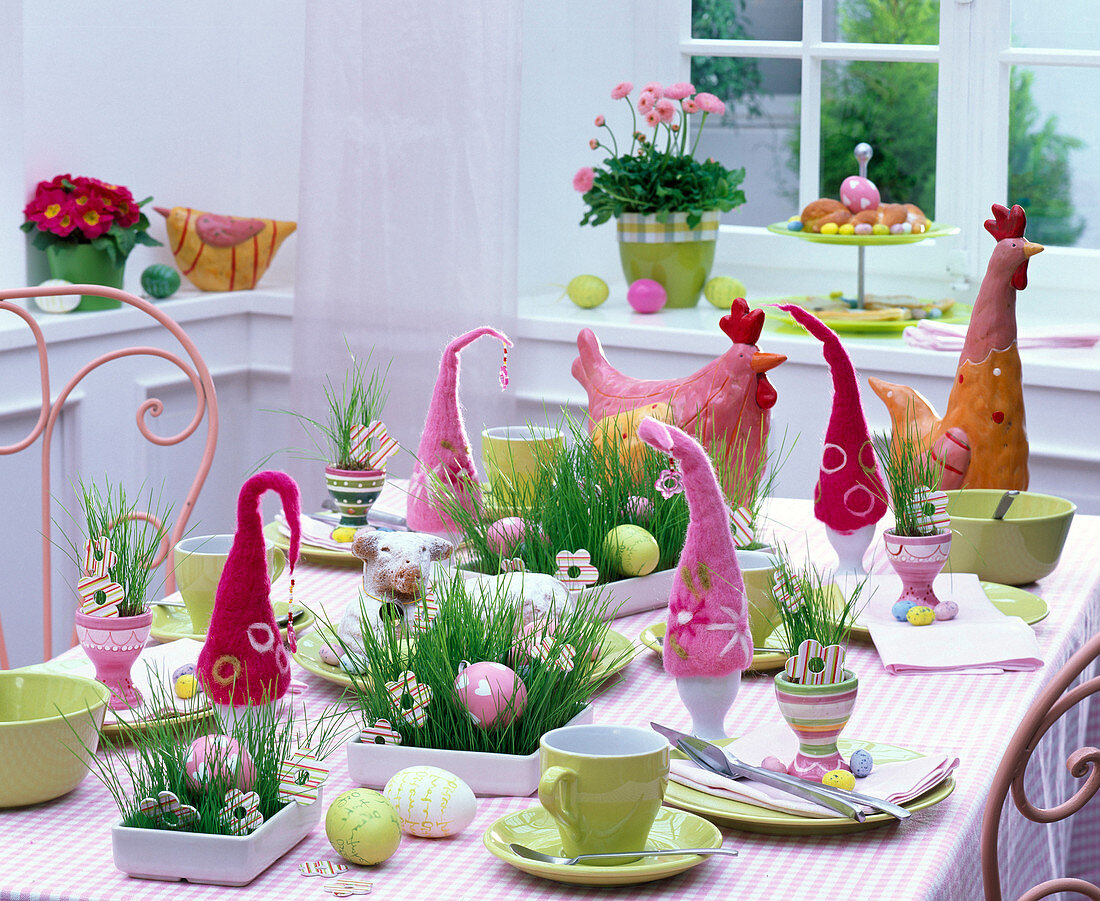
[826,0,939,46]
[692,0,802,42]
[1011,1,1100,51]
[1008,66,1094,248]
[691,58,800,226]
[818,59,938,220]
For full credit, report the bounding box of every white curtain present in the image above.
[290,2,521,501]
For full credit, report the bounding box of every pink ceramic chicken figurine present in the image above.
[778,304,888,573]
[572,299,785,494]
[637,416,752,739]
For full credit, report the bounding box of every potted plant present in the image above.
[21,174,161,311]
[64,480,172,710]
[574,81,746,307]
[873,426,953,610]
[771,554,865,780]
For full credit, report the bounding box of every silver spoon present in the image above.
[508,842,738,866]
[992,490,1020,521]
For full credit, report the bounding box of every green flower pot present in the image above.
[616,210,720,309]
[45,243,125,311]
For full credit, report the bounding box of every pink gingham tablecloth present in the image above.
[4,499,1099,901]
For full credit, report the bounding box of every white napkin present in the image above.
[669,722,958,818]
[850,572,1043,674]
[903,319,1100,352]
[276,510,357,551]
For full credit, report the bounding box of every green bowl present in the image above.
[0,671,111,807]
[944,490,1075,586]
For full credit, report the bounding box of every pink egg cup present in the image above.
[883,529,953,609]
[75,610,152,710]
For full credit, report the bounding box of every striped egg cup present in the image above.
[773,670,859,781]
[323,466,386,527]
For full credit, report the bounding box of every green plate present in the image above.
[850,580,1048,639]
[151,600,315,644]
[766,220,960,245]
[664,738,955,835]
[264,522,361,567]
[294,625,637,690]
[639,621,787,673]
[758,298,971,335]
[483,805,723,885]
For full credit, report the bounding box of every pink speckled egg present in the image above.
[934,600,959,621]
[627,279,667,314]
[319,644,343,666]
[839,176,880,213]
[625,496,653,519]
[761,756,787,773]
[185,735,255,791]
[454,661,528,729]
[486,517,526,555]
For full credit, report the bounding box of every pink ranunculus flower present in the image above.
[695,92,726,115]
[644,109,661,128]
[638,92,657,114]
[682,97,700,114]
[572,167,595,192]
[611,81,633,100]
[655,98,676,123]
[589,138,599,150]
[664,82,695,100]
[641,81,663,97]
[594,115,605,127]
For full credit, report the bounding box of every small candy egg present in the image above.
[823,769,856,791]
[854,223,873,235]
[935,600,959,621]
[319,644,343,666]
[602,524,660,578]
[928,307,943,319]
[172,663,196,681]
[174,674,200,699]
[331,526,357,543]
[486,516,526,555]
[839,175,880,213]
[850,748,874,778]
[912,222,926,234]
[891,599,916,622]
[787,215,800,223]
[454,661,527,729]
[625,495,653,519]
[383,766,478,838]
[786,220,803,231]
[761,756,787,773]
[872,223,890,235]
[566,274,609,309]
[627,279,667,314]
[838,223,855,235]
[185,735,255,791]
[703,276,747,309]
[326,789,402,865]
[907,605,936,626]
[820,222,839,235]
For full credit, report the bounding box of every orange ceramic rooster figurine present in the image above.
[870,204,1043,490]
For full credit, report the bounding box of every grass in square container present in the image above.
[336,572,631,756]
[771,549,865,664]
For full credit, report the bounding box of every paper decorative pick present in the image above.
[772,572,803,611]
[655,467,684,499]
[277,748,329,805]
[784,638,846,686]
[731,506,755,547]
[350,420,400,470]
[360,718,403,745]
[555,549,599,591]
[500,557,525,573]
[409,596,439,633]
[137,791,200,829]
[909,486,950,532]
[524,636,575,672]
[299,861,349,878]
[77,537,125,616]
[323,878,374,897]
[385,670,432,726]
[219,788,264,835]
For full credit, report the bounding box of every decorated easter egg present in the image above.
[331,526,357,543]
[838,223,855,235]
[761,756,787,773]
[383,766,478,838]
[174,674,200,699]
[319,644,343,666]
[486,517,527,555]
[326,789,402,865]
[566,274,609,309]
[625,495,653,519]
[185,735,255,791]
[627,279,667,314]
[141,263,182,299]
[854,223,873,235]
[839,175,880,214]
[703,276,747,309]
[872,223,889,235]
[935,600,959,621]
[906,605,935,626]
[172,663,197,681]
[34,278,79,314]
[454,661,528,729]
[891,599,916,622]
[786,219,803,231]
[850,748,874,778]
[823,769,856,791]
[602,524,660,578]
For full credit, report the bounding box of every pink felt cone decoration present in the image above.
[406,326,512,533]
[197,471,301,707]
[637,417,752,678]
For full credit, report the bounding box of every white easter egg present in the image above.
[383,766,477,838]
[34,279,79,314]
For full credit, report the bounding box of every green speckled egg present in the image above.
[141,264,181,299]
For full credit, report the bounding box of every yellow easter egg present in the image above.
[820,222,839,235]
[602,524,660,578]
[174,674,199,699]
[331,526,357,543]
[838,223,855,235]
[326,789,402,865]
[383,766,478,838]
[566,275,609,309]
[823,769,856,791]
[872,223,889,235]
[703,276,747,309]
[906,605,935,626]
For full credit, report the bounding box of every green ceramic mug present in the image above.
[481,426,564,507]
[538,724,670,865]
[174,534,285,634]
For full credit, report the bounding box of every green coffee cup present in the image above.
[538,724,670,865]
[481,426,564,507]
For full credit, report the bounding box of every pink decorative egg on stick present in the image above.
[839,143,880,213]
[627,279,667,314]
[454,661,528,729]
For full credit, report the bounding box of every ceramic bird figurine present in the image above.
[155,206,296,291]
[870,204,1042,490]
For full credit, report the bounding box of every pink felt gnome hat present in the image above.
[637,417,752,678]
[406,326,512,533]
[196,471,301,707]
[777,305,887,534]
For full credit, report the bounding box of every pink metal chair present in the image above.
[982,631,1100,900]
[0,284,218,669]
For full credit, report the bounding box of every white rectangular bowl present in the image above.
[347,706,592,797]
[112,790,323,885]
